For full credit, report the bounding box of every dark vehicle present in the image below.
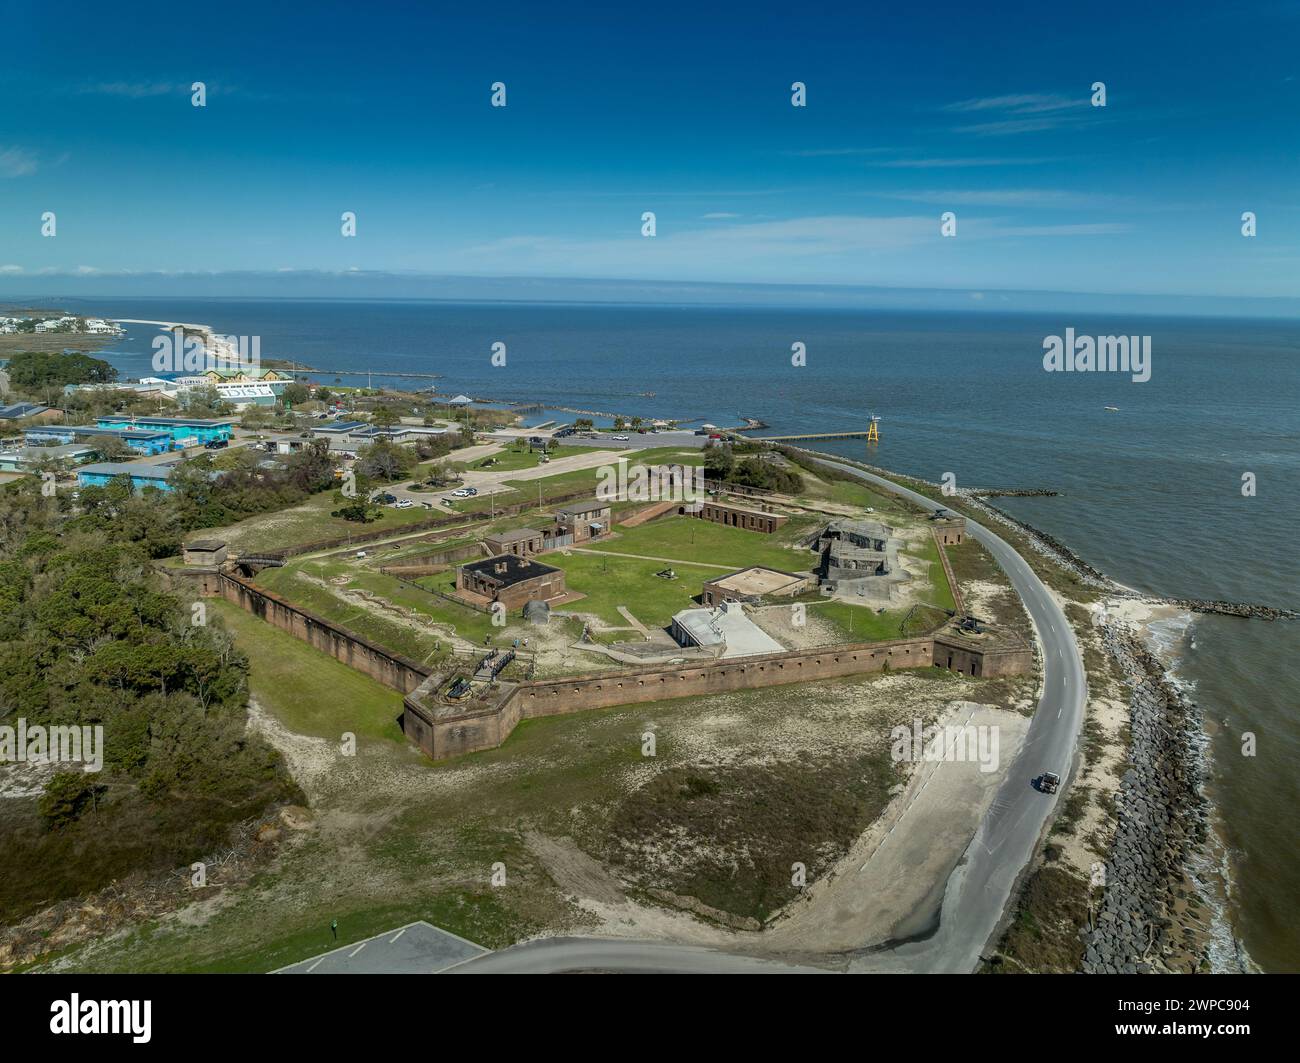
[204,438,229,449]
[463,487,478,496]
[371,491,397,505]
[1036,771,1061,794]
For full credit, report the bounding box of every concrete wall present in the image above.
[172,564,1029,763]
[403,637,944,759]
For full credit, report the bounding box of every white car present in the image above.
[612,434,630,441]
[394,499,414,509]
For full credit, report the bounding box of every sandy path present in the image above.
[761,702,1029,954]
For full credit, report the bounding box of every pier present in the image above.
[747,430,875,443]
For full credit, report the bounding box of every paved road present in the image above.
[448,937,824,974]
[276,921,487,974]
[803,456,1086,972]
[450,455,1087,975]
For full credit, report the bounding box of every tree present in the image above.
[370,405,400,429]
[281,382,310,406]
[39,773,106,830]
[87,433,134,462]
[6,351,116,394]
[356,439,412,482]
[331,497,383,523]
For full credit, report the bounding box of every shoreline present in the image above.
[59,321,1266,970]
[792,447,1249,972]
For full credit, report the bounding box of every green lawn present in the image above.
[209,598,405,743]
[585,513,817,573]
[253,565,445,663]
[913,534,957,612]
[482,446,704,509]
[807,599,949,642]
[453,444,601,474]
[545,550,719,630]
[260,558,544,651]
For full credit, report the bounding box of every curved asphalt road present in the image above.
[452,456,1087,974]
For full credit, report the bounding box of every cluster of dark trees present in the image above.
[704,443,805,494]
[0,485,299,923]
[4,350,116,394]
[353,427,471,484]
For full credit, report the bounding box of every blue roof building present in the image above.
[76,461,177,493]
[95,415,234,445]
[24,424,173,454]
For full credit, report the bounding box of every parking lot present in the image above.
[274,921,489,974]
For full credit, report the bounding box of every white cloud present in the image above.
[870,156,1059,169]
[76,81,185,98]
[943,93,1084,115]
[880,188,1122,208]
[0,147,39,177]
[941,92,1094,137]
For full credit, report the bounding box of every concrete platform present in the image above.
[274,921,488,974]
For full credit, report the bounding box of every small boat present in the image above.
[1104,405,1120,412]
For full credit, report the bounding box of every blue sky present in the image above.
[1,0,1298,307]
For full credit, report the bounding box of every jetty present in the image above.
[280,368,444,381]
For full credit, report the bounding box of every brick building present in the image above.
[685,500,787,534]
[456,554,566,611]
[931,512,966,545]
[554,500,611,541]
[484,527,547,557]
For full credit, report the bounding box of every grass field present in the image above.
[204,490,442,553]
[798,475,909,517]
[585,513,817,573]
[807,599,949,642]
[546,551,721,630]
[42,652,967,972]
[210,599,406,743]
[256,558,516,651]
[452,443,601,474]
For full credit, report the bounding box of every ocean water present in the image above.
[49,295,1300,971]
